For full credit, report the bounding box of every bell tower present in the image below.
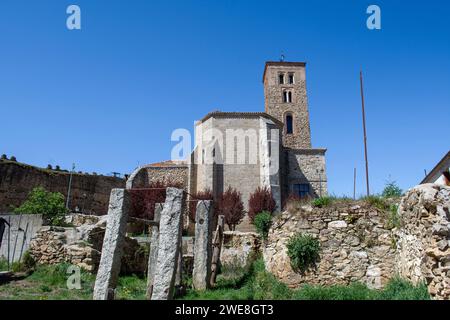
[263,61,312,149]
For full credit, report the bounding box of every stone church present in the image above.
[127,61,327,215]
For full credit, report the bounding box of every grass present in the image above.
[0,259,430,300]
[0,263,147,300]
[182,259,430,300]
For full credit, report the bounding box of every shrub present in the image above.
[188,189,213,223]
[216,187,245,231]
[46,164,53,170]
[248,187,276,223]
[253,211,272,240]
[287,233,321,273]
[10,156,17,162]
[382,180,403,198]
[312,197,332,208]
[14,187,68,226]
[129,180,182,220]
[1,154,7,160]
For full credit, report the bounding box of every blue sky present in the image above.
[0,0,448,197]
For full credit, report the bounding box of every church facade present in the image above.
[127,61,327,213]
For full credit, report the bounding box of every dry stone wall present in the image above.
[29,214,146,274]
[263,203,396,289]
[395,184,450,300]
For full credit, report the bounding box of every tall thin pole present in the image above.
[7,216,11,270]
[360,71,370,197]
[353,168,357,200]
[66,163,75,210]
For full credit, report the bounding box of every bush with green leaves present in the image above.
[14,187,68,226]
[253,211,272,240]
[382,181,403,198]
[312,197,332,208]
[287,233,321,273]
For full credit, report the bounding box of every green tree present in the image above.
[14,187,68,226]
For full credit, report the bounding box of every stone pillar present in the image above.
[192,200,213,290]
[151,188,184,300]
[146,203,163,299]
[93,189,130,300]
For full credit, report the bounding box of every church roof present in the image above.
[200,111,283,127]
[263,61,307,83]
[421,150,450,184]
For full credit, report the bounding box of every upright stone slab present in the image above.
[192,200,213,290]
[93,189,130,300]
[146,203,163,299]
[151,188,184,300]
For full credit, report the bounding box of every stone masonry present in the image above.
[395,184,450,300]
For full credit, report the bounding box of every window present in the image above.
[293,184,310,198]
[286,114,293,134]
[279,74,285,84]
[288,73,294,84]
[283,90,292,103]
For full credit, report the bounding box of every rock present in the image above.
[93,188,130,300]
[437,240,449,251]
[192,200,213,290]
[151,188,184,300]
[328,221,347,229]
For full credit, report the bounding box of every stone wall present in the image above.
[395,184,450,300]
[220,231,261,268]
[0,160,125,215]
[263,202,396,289]
[29,214,147,274]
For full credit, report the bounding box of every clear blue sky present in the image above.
[0,0,448,197]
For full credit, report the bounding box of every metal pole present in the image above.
[360,71,370,197]
[66,163,75,210]
[353,168,357,200]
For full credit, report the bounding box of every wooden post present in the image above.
[18,222,29,269]
[210,215,224,287]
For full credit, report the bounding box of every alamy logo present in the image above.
[366,5,381,30]
[66,265,81,290]
[66,5,81,30]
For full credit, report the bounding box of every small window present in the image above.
[283,90,292,103]
[279,74,285,84]
[288,73,294,84]
[286,114,293,134]
[293,184,310,198]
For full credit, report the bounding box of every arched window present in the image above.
[286,114,293,134]
[283,90,292,103]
